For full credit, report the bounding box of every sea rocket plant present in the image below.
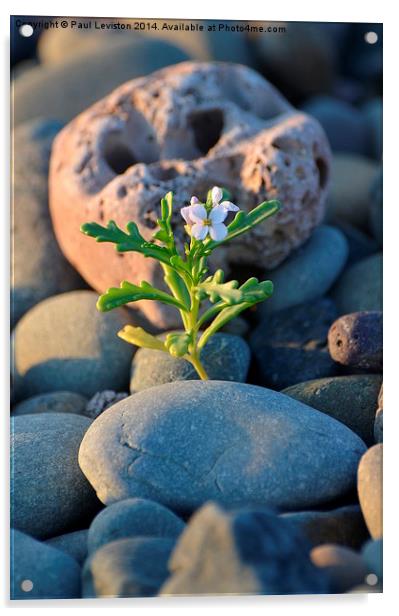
[81,187,280,380]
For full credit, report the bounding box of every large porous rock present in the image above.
[49,61,331,328]
[78,381,366,513]
[250,298,338,389]
[260,225,348,315]
[282,374,383,444]
[11,119,84,327]
[160,503,330,595]
[88,498,185,555]
[82,536,175,598]
[11,413,100,539]
[13,37,189,125]
[10,529,81,600]
[357,443,383,539]
[328,311,383,372]
[12,290,136,400]
[281,505,369,549]
[130,333,250,391]
[332,253,382,314]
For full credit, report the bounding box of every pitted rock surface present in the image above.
[49,61,331,328]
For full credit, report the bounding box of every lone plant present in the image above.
[81,187,280,380]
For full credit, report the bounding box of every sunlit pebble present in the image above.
[365,573,378,586]
[19,24,33,37]
[365,31,378,45]
[21,579,33,592]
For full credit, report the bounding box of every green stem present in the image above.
[189,351,209,380]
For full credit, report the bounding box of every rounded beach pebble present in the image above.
[88,497,185,555]
[78,381,366,513]
[12,290,135,400]
[11,413,100,539]
[327,311,383,372]
[130,333,250,392]
[11,529,81,599]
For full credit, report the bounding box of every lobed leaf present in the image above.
[204,200,281,251]
[81,220,171,264]
[97,280,188,312]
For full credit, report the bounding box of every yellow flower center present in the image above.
[203,219,212,226]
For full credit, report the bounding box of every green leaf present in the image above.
[198,269,241,304]
[96,280,188,312]
[165,332,191,358]
[153,191,175,249]
[118,325,167,351]
[204,200,281,251]
[197,277,274,349]
[81,220,171,265]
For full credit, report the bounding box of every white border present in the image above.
[2,1,397,614]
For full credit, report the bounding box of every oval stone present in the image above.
[78,381,366,513]
[11,413,101,539]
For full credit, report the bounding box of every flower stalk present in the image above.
[81,187,280,380]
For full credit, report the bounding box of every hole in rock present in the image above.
[188,108,224,155]
[315,157,328,190]
[103,132,137,175]
[149,164,179,182]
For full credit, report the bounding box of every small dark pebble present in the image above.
[328,311,382,372]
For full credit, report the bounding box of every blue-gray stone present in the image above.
[334,222,379,266]
[46,529,89,565]
[88,498,185,555]
[282,375,382,445]
[130,333,250,392]
[11,119,84,327]
[362,538,383,580]
[10,529,81,599]
[250,298,338,390]
[332,253,382,314]
[82,536,175,598]
[12,391,88,417]
[302,96,368,155]
[11,413,100,539]
[280,505,369,549]
[369,169,383,246]
[78,381,366,513]
[12,290,136,400]
[160,503,330,595]
[362,98,382,160]
[261,225,348,315]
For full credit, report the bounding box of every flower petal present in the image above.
[181,206,194,225]
[191,223,208,240]
[210,222,228,241]
[209,204,228,224]
[189,204,207,223]
[190,196,200,206]
[212,186,223,206]
[220,200,239,212]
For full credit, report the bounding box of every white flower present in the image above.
[211,186,239,214]
[180,196,200,226]
[189,203,228,241]
[180,187,239,242]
